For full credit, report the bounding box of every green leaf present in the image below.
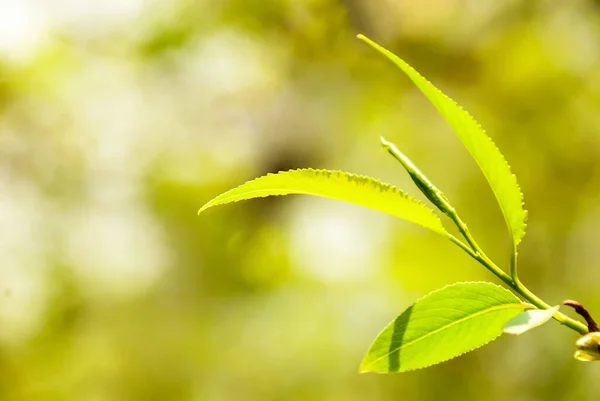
[502,306,559,336]
[199,169,447,235]
[360,282,525,373]
[357,34,528,246]
[381,136,453,216]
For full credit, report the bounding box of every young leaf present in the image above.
[381,136,453,216]
[199,169,447,235]
[357,34,528,246]
[502,306,559,336]
[360,282,525,373]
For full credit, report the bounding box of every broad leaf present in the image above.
[357,34,528,246]
[360,282,525,373]
[503,306,559,336]
[199,169,447,235]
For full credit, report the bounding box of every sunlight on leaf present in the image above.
[357,34,528,247]
[360,282,525,373]
[199,169,447,235]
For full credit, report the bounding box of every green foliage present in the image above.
[199,168,448,235]
[357,34,528,247]
[360,282,524,373]
[502,306,559,335]
[6,1,600,398]
[201,34,593,377]
[381,137,453,216]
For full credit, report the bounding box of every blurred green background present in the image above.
[2,0,600,400]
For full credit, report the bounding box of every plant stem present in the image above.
[381,138,588,334]
[446,211,512,284]
[448,235,477,259]
[510,246,518,281]
[447,210,588,335]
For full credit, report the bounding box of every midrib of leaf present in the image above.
[362,302,525,369]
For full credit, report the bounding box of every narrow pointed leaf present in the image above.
[381,136,453,215]
[360,282,525,373]
[502,306,559,335]
[358,34,528,246]
[199,169,447,235]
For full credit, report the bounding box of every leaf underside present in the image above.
[358,34,528,246]
[503,306,559,336]
[199,169,447,235]
[360,282,525,373]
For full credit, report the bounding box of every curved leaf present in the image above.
[503,306,559,336]
[357,34,528,246]
[360,282,525,373]
[199,169,447,235]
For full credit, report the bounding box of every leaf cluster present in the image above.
[199,35,592,372]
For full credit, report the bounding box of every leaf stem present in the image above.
[510,247,518,282]
[446,212,513,285]
[446,213,588,335]
[448,235,477,258]
[382,137,588,334]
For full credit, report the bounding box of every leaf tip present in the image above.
[380,136,392,151]
[198,201,213,215]
[358,360,374,374]
[356,34,377,48]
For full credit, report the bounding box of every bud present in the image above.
[380,137,454,215]
[574,332,600,361]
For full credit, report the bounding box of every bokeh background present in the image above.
[2,0,600,400]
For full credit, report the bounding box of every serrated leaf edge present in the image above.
[360,281,527,373]
[357,34,528,245]
[199,168,446,234]
[416,91,528,245]
[200,169,414,211]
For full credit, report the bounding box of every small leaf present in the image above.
[502,306,559,335]
[360,282,525,373]
[199,169,447,235]
[381,136,453,215]
[357,34,528,246]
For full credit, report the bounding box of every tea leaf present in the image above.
[358,34,528,246]
[360,282,525,373]
[199,169,447,235]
